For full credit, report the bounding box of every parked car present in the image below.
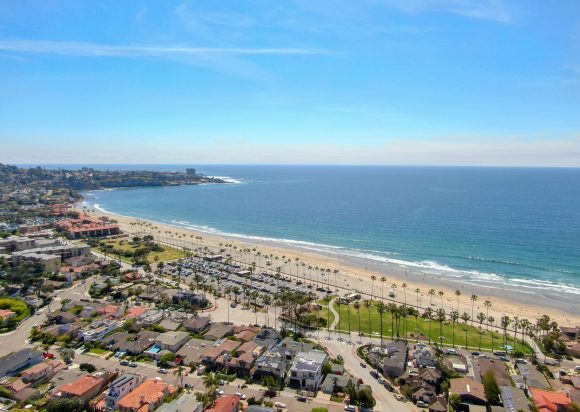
[120,360,129,366]
[128,362,138,367]
[360,362,367,368]
[158,368,168,374]
[344,406,356,412]
[235,392,246,399]
[369,370,379,378]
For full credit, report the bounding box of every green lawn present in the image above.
[322,300,531,354]
[89,348,107,355]
[98,239,187,263]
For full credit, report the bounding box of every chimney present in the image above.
[140,395,145,405]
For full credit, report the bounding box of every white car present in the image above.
[235,392,246,399]
[217,389,224,396]
[344,406,356,412]
[274,402,287,409]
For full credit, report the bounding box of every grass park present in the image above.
[97,238,187,265]
[317,298,532,354]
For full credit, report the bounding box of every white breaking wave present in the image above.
[208,176,244,184]
[87,200,580,298]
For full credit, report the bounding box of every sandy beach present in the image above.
[85,206,580,328]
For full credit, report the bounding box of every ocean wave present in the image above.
[88,202,580,298]
[208,176,244,184]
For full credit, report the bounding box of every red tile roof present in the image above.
[57,375,105,397]
[117,378,174,411]
[532,389,571,412]
[206,395,240,412]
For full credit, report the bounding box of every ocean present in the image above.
[75,165,580,299]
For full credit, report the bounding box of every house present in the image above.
[531,389,571,412]
[253,349,287,384]
[205,394,240,412]
[182,316,211,333]
[80,320,120,342]
[48,311,77,324]
[53,372,109,402]
[155,331,189,352]
[500,386,530,412]
[117,377,175,412]
[20,359,63,384]
[320,373,355,394]
[381,341,408,378]
[100,304,124,319]
[0,349,43,378]
[104,374,142,411]
[156,392,203,412]
[204,323,234,341]
[413,344,437,368]
[176,338,208,367]
[0,309,16,320]
[287,350,328,392]
[252,328,281,349]
[202,340,242,368]
[126,306,150,319]
[449,377,487,406]
[170,290,208,308]
[429,396,448,412]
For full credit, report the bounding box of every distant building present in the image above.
[531,389,571,412]
[185,168,196,177]
[253,349,287,383]
[53,372,109,403]
[205,394,240,412]
[449,377,487,407]
[155,331,189,352]
[57,215,120,239]
[80,320,120,342]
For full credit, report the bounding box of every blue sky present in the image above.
[0,0,579,166]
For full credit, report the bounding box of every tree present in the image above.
[477,312,486,351]
[46,398,82,412]
[79,363,96,373]
[482,370,501,404]
[449,394,462,412]
[461,312,470,349]
[436,308,446,345]
[173,365,185,388]
[450,310,459,348]
[470,294,478,325]
[202,372,220,405]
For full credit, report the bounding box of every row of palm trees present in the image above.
[126,222,562,355]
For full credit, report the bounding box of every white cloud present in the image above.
[0,39,330,57]
[379,0,513,23]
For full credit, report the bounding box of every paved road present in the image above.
[0,276,96,357]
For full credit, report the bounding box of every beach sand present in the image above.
[86,207,580,327]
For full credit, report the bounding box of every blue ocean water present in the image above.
[77,165,580,296]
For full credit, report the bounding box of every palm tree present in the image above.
[436,308,446,346]
[484,300,492,331]
[450,310,459,348]
[477,312,486,351]
[455,289,461,312]
[381,276,387,304]
[346,302,352,342]
[173,365,185,388]
[415,288,421,310]
[512,316,520,352]
[377,302,385,346]
[262,295,272,327]
[501,315,511,349]
[354,302,361,339]
[202,372,220,405]
[370,275,376,300]
[428,289,435,308]
[470,294,478,325]
[364,300,372,340]
[225,287,232,323]
[438,290,444,309]
[402,283,408,339]
[488,315,496,351]
[461,312,470,349]
[425,307,433,345]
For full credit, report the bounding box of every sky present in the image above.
[0,0,579,166]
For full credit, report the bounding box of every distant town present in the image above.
[0,163,578,412]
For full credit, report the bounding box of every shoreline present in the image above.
[78,201,580,327]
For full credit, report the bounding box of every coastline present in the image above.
[80,202,580,327]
